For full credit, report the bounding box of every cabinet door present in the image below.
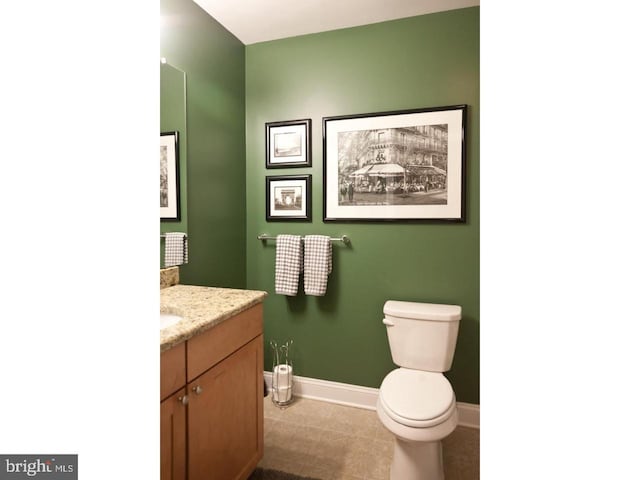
[188,334,264,480]
[161,388,187,480]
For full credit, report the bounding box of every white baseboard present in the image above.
[263,371,479,429]
[456,401,480,429]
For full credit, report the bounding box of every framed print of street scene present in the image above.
[266,119,311,168]
[323,105,466,222]
[266,175,311,222]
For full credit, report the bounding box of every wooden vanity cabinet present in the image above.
[161,388,187,480]
[188,334,263,480]
[160,304,264,480]
[161,343,186,401]
[161,343,187,480]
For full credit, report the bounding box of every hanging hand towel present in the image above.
[164,232,188,267]
[304,235,332,296]
[275,234,302,296]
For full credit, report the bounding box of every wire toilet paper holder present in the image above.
[270,340,294,407]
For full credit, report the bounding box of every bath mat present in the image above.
[248,467,320,480]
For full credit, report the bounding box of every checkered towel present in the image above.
[275,235,303,296]
[164,232,188,267]
[303,235,332,296]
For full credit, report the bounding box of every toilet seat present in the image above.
[379,369,455,428]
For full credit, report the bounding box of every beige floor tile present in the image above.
[361,449,391,480]
[259,397,479,480]
[303,462,340,479]
[337,452,369,478]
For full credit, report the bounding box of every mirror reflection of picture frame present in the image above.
[266,119,311,168]
[266,175,311,222]
[160,131,180,221]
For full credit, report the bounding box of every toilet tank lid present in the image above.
[384,300,461,321]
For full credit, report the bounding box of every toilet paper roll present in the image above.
[273,385,292,403]
[273,364,293,389]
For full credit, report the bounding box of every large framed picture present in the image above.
[266,175,311,222]
[323,105,466,222]
[266,119,311,168]
[160,131,180,221]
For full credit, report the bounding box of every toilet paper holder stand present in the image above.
[271,340,294,407]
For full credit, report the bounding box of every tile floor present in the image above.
[259,396,479,480]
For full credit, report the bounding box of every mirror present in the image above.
[160,60,188,268]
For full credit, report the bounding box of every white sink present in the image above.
[160,312,183,330]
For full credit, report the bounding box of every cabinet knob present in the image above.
[178,395,189,405]
[192,385,203,395]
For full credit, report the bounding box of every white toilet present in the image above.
[376,300,462,480]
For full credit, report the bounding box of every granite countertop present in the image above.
[160,266,180,289]
[160,284,268,352]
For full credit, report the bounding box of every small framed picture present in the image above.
[160,131,180,221]
[266,175,311,222]
[266,119,311,168]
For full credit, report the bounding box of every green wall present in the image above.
[160,0,246,287]
[246,8,480,403]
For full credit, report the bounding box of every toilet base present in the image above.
[390,438,444,480]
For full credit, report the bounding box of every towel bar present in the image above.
[257,233,350,245]
[160,233,188,238]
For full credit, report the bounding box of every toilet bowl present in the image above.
[376,300,462,480]
[376,368,457,480]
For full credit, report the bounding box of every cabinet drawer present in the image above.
[160,342,186,401]
[187,303,263,382]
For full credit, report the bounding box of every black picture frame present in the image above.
[322,105,467,222]
[266,175,312,222]
[266,119,311,168]
[160,131,180,221]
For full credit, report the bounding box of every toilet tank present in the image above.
[383,300,461,372]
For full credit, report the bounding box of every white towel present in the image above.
[275,235,302,296]
[303,235,332,296]
[164,232,188,267]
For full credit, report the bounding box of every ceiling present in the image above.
[192,0,480,45]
